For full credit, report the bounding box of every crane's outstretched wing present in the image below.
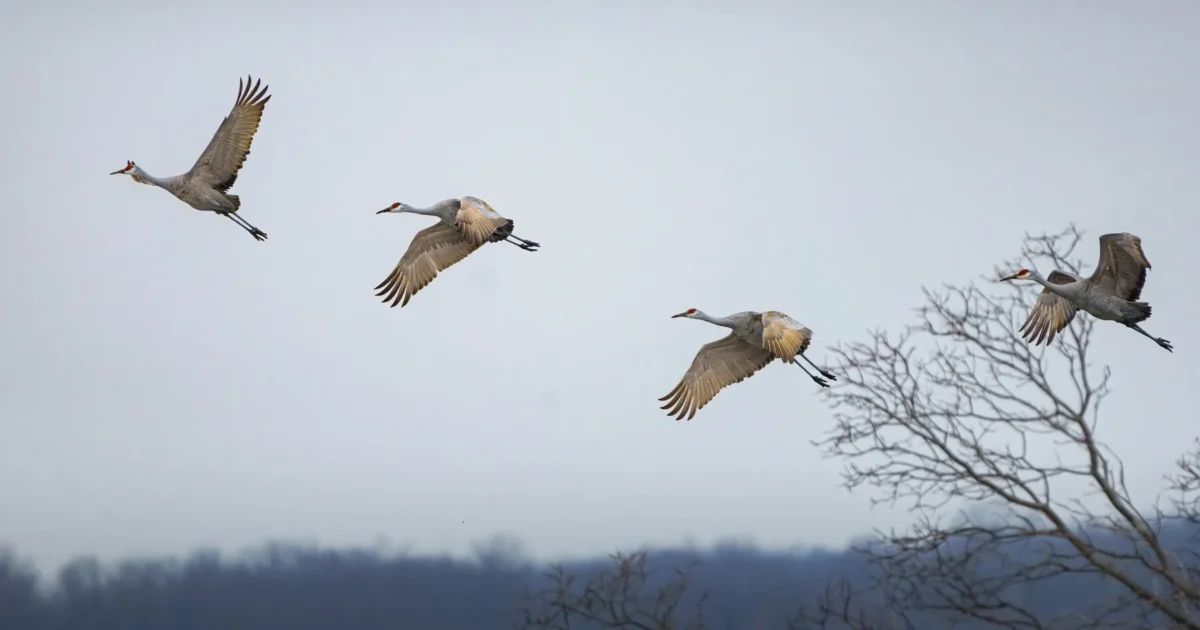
[187,75,272,193]
[1018,271,1079,346]
[374,223,484,308]
[658,333,775,421]
[455,196,512,246]
[759,311,813,361]
[1089,232,1152,301]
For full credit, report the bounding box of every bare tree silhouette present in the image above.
[786,577,916,630]
[791,225,1200,629]
[519,549,708,630]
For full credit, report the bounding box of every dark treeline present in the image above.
[2,521,1198,630]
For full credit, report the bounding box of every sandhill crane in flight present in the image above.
[1001,232,1172,352]
[659,309,837,421]
[109,76,272,242]
[373,196,540,308]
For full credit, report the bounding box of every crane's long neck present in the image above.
[134,169,171,189]
[695,312,737,329]
[400,204,443,217]
[1029,271,1075,299]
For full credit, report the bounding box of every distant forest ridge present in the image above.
[2,519,1198,629]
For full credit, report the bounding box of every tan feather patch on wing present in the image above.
[455,198,511,246]
[760,310,813,361]
[374,223,484,308]
[1018,271,1079,346]
[658,333,775,421]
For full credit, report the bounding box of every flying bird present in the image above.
[659,309,836,421]
[110,75,272,241]
[1001,232,1172,352]
[373,196,540,308]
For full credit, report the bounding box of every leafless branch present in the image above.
[786,577,916,630]
[519,550,708,630]
[808,225,1200,629]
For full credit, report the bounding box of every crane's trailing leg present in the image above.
[791,359,830,388]
[223,213,267,241]
[219,195,267,240]
[485,218,539,251]
[1125,322,1173,353]
[220,212,267,241]
[505,235,539,251]
[798,352,837,381]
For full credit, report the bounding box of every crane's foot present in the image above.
[818,369,837,381]
[249,228,268,241]
[1156,337,1174,353]
[811,376,831,388]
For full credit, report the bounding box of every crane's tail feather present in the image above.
[226,194,242,211]
[488,219,515,243]
[1128,301,1152,324]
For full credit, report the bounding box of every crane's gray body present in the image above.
[396,197,517,243]
[130,172,239,213]
[405,198,466,228]
[660,307,835,420]
[1035,270,1150,323]
[1005,232,1170,352]
[699,310,818,349]
[371,195,539,308]
[111,76,271,241]
[717,311,765,346]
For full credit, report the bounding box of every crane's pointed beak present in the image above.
[109,169,126,175]
[375,208,392,214]
[998,273,1018,282]
[670,312,689,318]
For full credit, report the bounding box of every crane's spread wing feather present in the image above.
[374,223,484,308]
[1088,232,1152,301]
[187,75,272,193]
[759,311,813,361]
[1018,271,1079,346]
[455,196,512,246]
[658,333,775,421]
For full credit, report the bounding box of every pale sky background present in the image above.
[1,1,1198,575]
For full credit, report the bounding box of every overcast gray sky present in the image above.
[1,1,1198,574]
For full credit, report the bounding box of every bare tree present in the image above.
[518,549,708,630]
[785,577,916,630]
[797,225,1200,629]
